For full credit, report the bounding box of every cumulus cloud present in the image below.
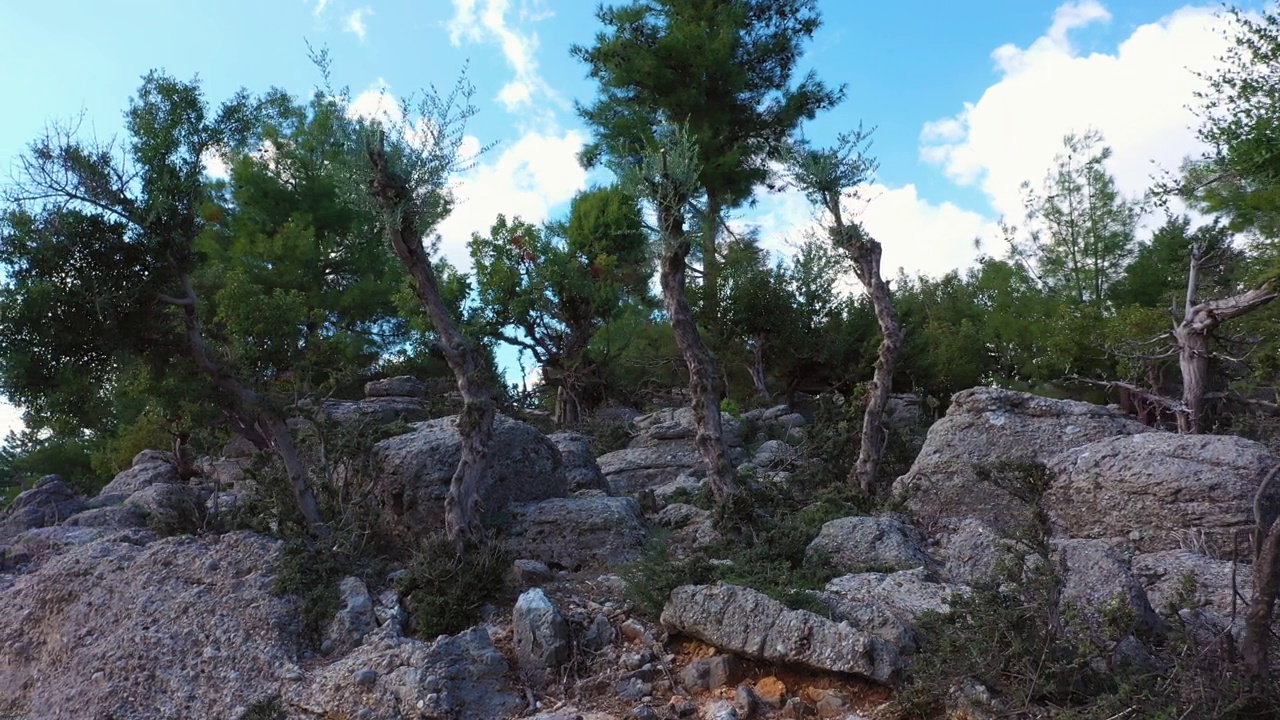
[345,7,373,42]
[312,0,329,17]
[447,0,557,112]
[921,3,1238,222]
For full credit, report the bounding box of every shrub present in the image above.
[397,533,510,638]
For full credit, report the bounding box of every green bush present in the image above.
[273,540,345,650]
[397,533,510,638]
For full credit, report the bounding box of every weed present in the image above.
[397,532,510,638]
[239,696,285,720]
[621,535,716,619]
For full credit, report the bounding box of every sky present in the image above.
[0,0,1264,436]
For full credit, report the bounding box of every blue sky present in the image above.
[0,0,1262,432]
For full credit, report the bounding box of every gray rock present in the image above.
[806,515,933,574]
[513,588,570,683]
[222,435,259,459]
[369,414,566,544]
[0,533,297,720]
[512,558,555,586]
[820,568,969,654]
[126,483,206,534]
[293,627,524,720]
[660,583,899,683]
[193,456,252,490]
[365,375,429,398]
[60,505,147,530]
[651,474,706,504]
[598,443,705,495]
[1053,539,1163,641]
[326,576,377,652]
[893,464,1044,540]
[655,503,709,529]
[99,452,179,496]
[0,476,87,540]
[3,525,157,568]
[1044,433,1280,555]
[1132,549,1250,617]
[752,440,796,469]
[548,431,610,493]
[320,396,433,425]
[932,518,1031,586]
[506,496,648,571]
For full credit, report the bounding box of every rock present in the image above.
[0,476,87,540]
[506,496,648,571]
[370,414,566,544]
[222,435,259,459]
[1132,549,1250,616]
[1053,539,1163,641]
[326,576,377,653]
[3,525,157,569]
[365,375,429,398]
[753,676,787,707]
[319,396,433,425]
[1043,433,1280,555]
[656,503,709,529]
[374,588,407,635]
[598,444,706,495]
[353,667,378,686]
[60,505,147,530]
[126,483,206,534]
[806,515,932,574]
[99,452,180,496]
[820,568,969,654]
[706,699,740,720]
[548,432,610,493]
[752,440,796,470]
[580,614,616,653]
[652,474,706,504]
[893,464,1045,540]
[293,627,524,720]
[512,558,555,586]
[193,456,252,490]
[0,533,296,720]
[661,583,899,683]
[513,588,570,683]
[931,518,1029,586]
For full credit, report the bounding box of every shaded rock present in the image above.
[325,576,377,653]
[193,455,252,490]
[370,414,566,544]
[292,627,523,720]
[222,435,259,459]
[806,515,932,574]
[820,568,968,654]
[99,452,179,496]
[680,654,741,693]
[3,525,156,569]
[365,375,429,398]
[319,396,433,426]
[932,518,1031,586]
[513,588,570,683]
[652,474,706,504]
[752,440,796,470]
[1132,549,1251,617]
[0,476,87,541]
[506,496,648,571]
[893,463,1044,540]
[60,504,147,530]
[661,583,899,683]
[0,533,296,720]
[126,483,206,534]
[1053,539,1162,641]
[512,558,555,586]
[598,443,705,495]
[548,431,609,493]
[1044,433,1280,555]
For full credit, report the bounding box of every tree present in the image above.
[1011,130,1139,310]
[0,73,329,536]
[719,237,796,400]
[470,186,650,425]
[573,0,842,325]
[612,125,737,501]
[789,130,901,496]
[356,76,497,545]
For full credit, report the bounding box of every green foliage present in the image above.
[0,431,100,501]
[397,533,510,638]
[239,697,285,720]
[273,540,345,650]
[621,535,716,619]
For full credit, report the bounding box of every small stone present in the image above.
[203,559,220,572]
[616,677,652,700]
[783,697,814,718]
[619,618,648,642]
[320,638,335,656]
[626,705,659,720]
[353,668,377,687]
[512,558,554,585]
[754,676,786,708]
[811,689,847,718]
[707,700,740,720]
[734,684,758,718]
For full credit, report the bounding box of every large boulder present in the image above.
[1132,549,1252,617]
[0,533,297,720]
[505,496,649,571]
[893,388,1149,537]
[0,476,87,541]
[806,515,933,574]
[547,432,609,493]
[370,414,567,543]
[512,588,570,684]
[597,407,747,494]
[291,627,524,720]
[318,396,433,426]
[126,483,207,534]
[1044,433,1280,555]
[661,583,899,683]
[1053,539,1163,642]
[820,568,969,654]
[98,450,180,496]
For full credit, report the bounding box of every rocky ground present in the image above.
[1,381,1277,719]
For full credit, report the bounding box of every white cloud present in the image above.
[347,79,397,125]
[345,7,373,42]
[201,147,230,180]
[312,0,330,17]
[447,0,557,112]
[921,3,1238,223]
[0,400,22,439]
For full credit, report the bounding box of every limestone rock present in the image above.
[99,451,179,496]
[1053,539,1162,641]
[0,532,296,720]
[126,483,207,534]
[598,443,705,495]
[931,518,1030,586]
[806,515,933,574]
[548,431,609,493]
[370,414,566,544]
[820,568,968,654]
[292,627,523,720]
[660,583,899,683]
[326,576,377,653]
[513,588,570,683]
[1043,433,1280,555]
[319,395,433,425]
[506,496,648,571]
[365,375,429,398]
[1132,549,1251,617]
[0,476,87,541]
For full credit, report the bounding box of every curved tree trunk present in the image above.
[1242,464,1280,686]
[748,333,770,401]
[658,197,737,501]
[368,136,494,545]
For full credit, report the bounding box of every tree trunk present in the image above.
[554,384,582,427]
[748,333,770,401]
[1242,464,1280,685]
[368,136,495,545]
[1174,243,1278,434]
[658,198,737,502]
[701,192,722,325]
[164,279,330,538]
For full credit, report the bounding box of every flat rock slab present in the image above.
[661,583,898,683]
